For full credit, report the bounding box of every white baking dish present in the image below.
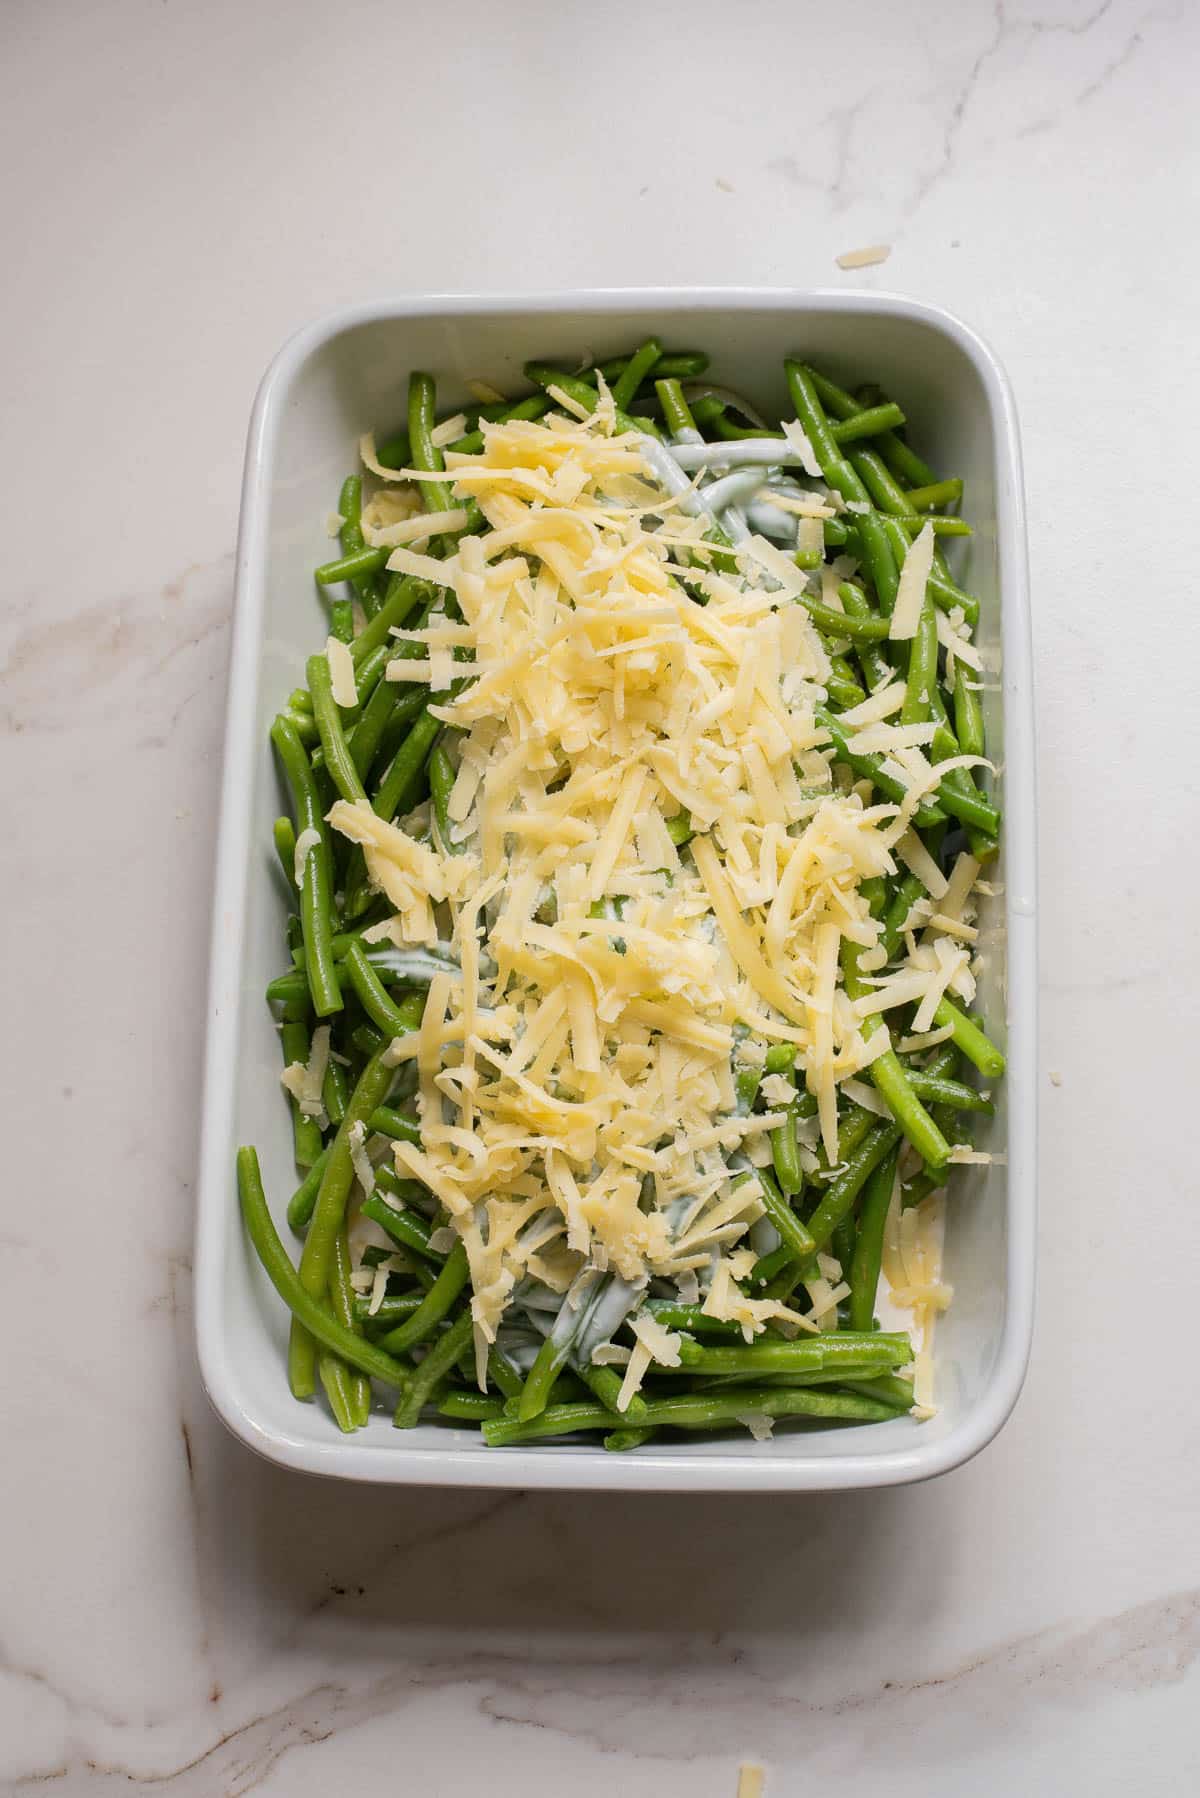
[195,290,1036,1491]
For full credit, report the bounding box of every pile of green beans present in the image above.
[238,346,1005,1450]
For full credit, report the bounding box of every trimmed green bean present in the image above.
[368,1103,421,1146]
[315,546,388,587]
[350,573,428,668]
[522,363,658,438]
[360,1192,444,1261]
[342,942,425,1037]
[769,1111,804,1198]
[355,1292,422,1328]
[273,817,297,892]
[238,1147,413,1388]
[601,350,708,381]
[307,654,368,806]
[815,706,946,829]
[848,1146,900,1332]
[830,402,906,444]
[279,1019,323,1168]
[954,664,986,758]
[428,741,461,852]
[407,371,454,514]
[754,1165,814,1258]
[655,377,698,438]
[439,1392,506,1422]
[932,998,1006,1078]
[373,702,442,823]
[841,939,951,1169]
[270,714,342,1018]
[611,337,662,412]
[377,1242,469,1354]
[804,1121,903,1252]
[290,1047,398,1396]
[393,1309,475,1428]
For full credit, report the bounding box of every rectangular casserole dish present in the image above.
[196,289,1036,1490]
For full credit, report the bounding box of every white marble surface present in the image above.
[3,0,1198,1789]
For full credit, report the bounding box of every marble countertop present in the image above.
[4,0,1198,1790]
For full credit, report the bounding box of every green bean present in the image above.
[484,1402,616,1445]
[830,402,906,444]
[279,1019,323,1168]
[393,1309,475,1428]
[238,1147,413,1388]
[879,871,925,958]
[318,1061,347,1132]
[765,1044,796,1076]
[804,367,936,488]
[665,807,693,845]
[477,393,554,426]
[848,1146,900,1332]
[932,998,1006,1078]
[287,1145,327,1231]
[349,672,418,783]
[601,350,708,381]
[802,595,891,641]
[903,1070,992,1113]
[335,474,383,616]
[604,1427,657,1451]
[842,1373,915,1409]
[655,377,699,438]
[769,1109,804,1198]
[439,1391,506,1422]
[954,664,986,758]
[877,515,979,627]
[611,338,662,412]
[640,1301,743,1339]
[825,658,866,709]
[905,479,963,512]
[315,547,388,587]
[355,1292,422,1329]
[272,816,298,893]
[350,573,428,668]
[848,447,913,516]
[899,595,938,726]
[373,702,442,823]
[804,1120,903,1252]
[579,1363,646,1419]
[368,1103,421,1146]
[324,1225,371,1428]
[755,1164,815,1258]
[373,428,410,470]
[377,1242,469,1353]
[342,942,424,1037]
[675,1333,909,1375]
[270,714,342,1018]
[639,1386,899,1429]
[517,1333,574,1423]
[407,371,454,514]
[484,1347,524,1401]
[836,580,894,693]
[306,654,368,806]
[359,684,429,783]
[289,1047,398,1396]
[815,706,945,829]
[428,741,461,851]
[266,969,312,1008]
[360,1192,444,1261]
[522,363,658,437]
[841,940,951,1169]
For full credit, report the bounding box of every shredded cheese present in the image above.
[319,399,988,1374]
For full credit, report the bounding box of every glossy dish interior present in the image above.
[196,291,1036,1490]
